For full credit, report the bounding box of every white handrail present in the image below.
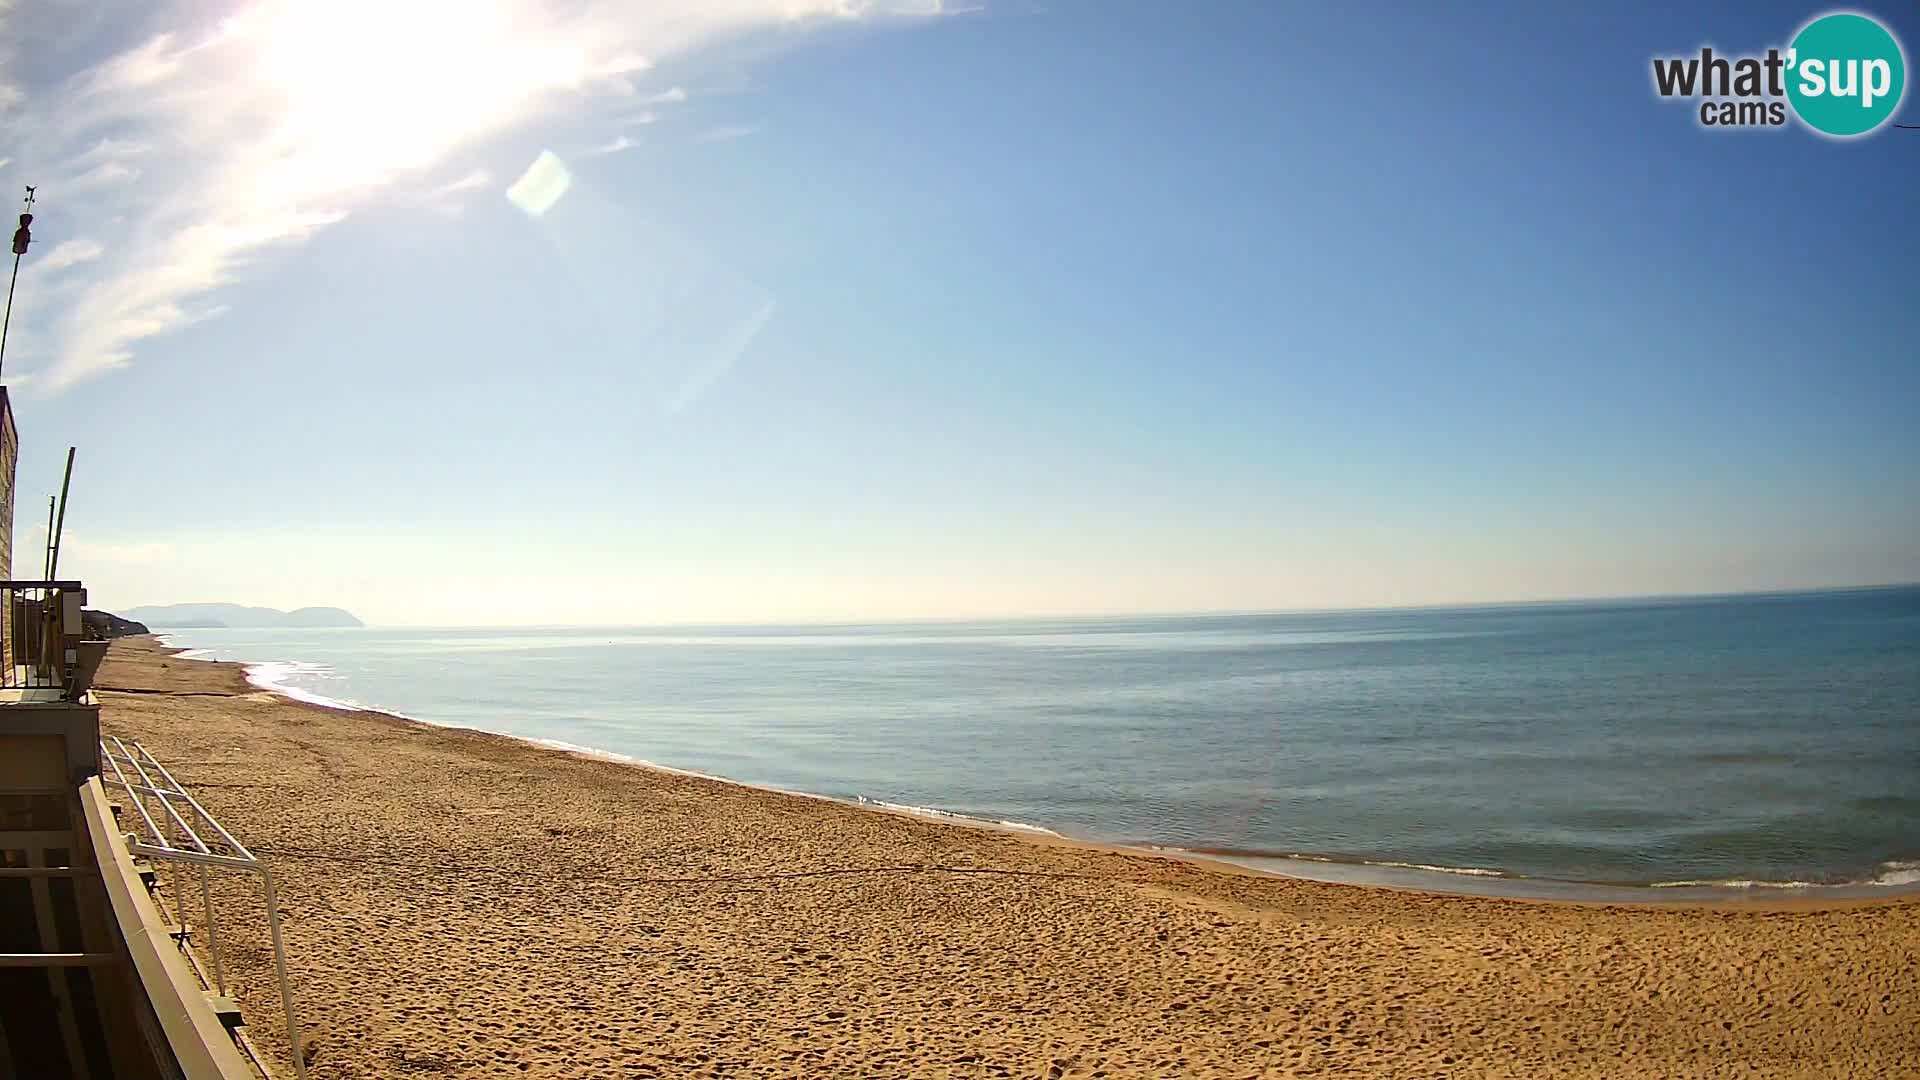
[98,740,308,1080]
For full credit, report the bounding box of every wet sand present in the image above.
[96,636,1918,1078]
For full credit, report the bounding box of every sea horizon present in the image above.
[145,579,1920,633]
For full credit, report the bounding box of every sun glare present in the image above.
[233,0,588,194]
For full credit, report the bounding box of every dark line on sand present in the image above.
[252,845,1115,888]
[96,687,238,697]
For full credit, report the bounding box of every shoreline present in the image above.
[152,634,1919,911]
[93,634,1920,1078]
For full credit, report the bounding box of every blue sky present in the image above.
[0,1,1914,624]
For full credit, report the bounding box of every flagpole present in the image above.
[1,186,38,382]
[0,253,21,382]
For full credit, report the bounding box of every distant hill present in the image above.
[124,603,364,628]
[81,610,150,639]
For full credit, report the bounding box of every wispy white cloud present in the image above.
[696,124,760,142]
[419,168,495,218]
[887,0,986,14]
[37,238,106,271]
[0,0,946,392]
[70,138,151,166]
[641,85,688,105]
[587,134,641,156]
[428,169,493,198]
[68,160,139,189]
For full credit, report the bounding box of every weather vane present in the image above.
[10,187,30,253]
[2,184,40,380]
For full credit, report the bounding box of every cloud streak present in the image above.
[587,134,642,156]
[428,169,494,198]
[419,169,496,218]
[37,238,106,272]
[0,0,948,392]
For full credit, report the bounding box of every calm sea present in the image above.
[157,587,1920,894]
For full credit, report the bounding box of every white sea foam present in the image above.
[162,639,367,713]
[241,660,365,712]
[1649,861,1920,890]
[1189,851,1509,878]
[855,796,1061,836]
[1648,879,1823,890]
[521,738,765,790]
[1370,860,1506,878]
[525,737,643,766]
[1868,860,1920,887]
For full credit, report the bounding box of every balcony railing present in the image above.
[99,737,307,1080]
[2,579,106,696]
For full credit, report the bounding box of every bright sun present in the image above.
[228,0,594,195]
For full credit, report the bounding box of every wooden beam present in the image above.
[0,865,90,877]
[0,953,115,967]
[27,846,93,1079]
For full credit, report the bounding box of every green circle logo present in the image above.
[1786,12,1906,137]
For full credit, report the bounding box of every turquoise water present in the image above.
[157,586,1920,890]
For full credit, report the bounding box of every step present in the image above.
[205,994,244,1029]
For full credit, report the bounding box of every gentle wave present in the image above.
[520,737,837,798]
[1183,847,1508,878]
[243,660,367,711]
[159,635,373,713]
[1187,846,1920,893]
[1643,857,1920,883]
[1876,861,1920,887]
[853,796,1062,837]
[1649,879,1830,889]
[1369,860,1508,878]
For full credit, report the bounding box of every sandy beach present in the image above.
[94,636,1917,1079]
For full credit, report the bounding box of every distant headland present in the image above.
[122,603,365,629]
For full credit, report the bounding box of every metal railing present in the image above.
[98,736,308,1080]
[2,578,87,691]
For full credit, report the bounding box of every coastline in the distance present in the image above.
[124,602,364,629]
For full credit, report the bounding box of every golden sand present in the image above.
[96,637,1917,1078]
